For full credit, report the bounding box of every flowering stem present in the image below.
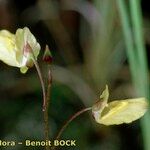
[33,59,47,111]
[33,59,51,150]
[43,68,52,149]
[52,107,92,150]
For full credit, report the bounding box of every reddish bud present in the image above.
[42,45,53,63]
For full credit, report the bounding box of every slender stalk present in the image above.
[47,68,52,108]
[43,68,52,148]
[33,59,51,150]
[33,59,47,111]
[27,43,51,150]
[52,107,91,150]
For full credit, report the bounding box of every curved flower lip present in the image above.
[0,27,41,73]
[97,98,148,125]
[92,86,148,125]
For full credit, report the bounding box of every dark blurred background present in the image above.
[0,0,150,150]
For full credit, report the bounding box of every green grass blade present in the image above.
[117,0,150,150]
[129,1,150,150]
[116,0,137,85]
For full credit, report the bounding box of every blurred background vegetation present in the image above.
[0,0,150,150]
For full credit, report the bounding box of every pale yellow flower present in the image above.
[92,85,148,125]
[0,27,40,73]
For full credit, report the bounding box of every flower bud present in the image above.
[42,45,53,64]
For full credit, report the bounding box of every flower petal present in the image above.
[92,85,109,123]
[15,27,40,68]
[0,30,20,67]
[95,98,148,125]
[0,27,41,73]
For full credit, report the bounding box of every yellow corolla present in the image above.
[0,27,40,73]
[92,85,148,125]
